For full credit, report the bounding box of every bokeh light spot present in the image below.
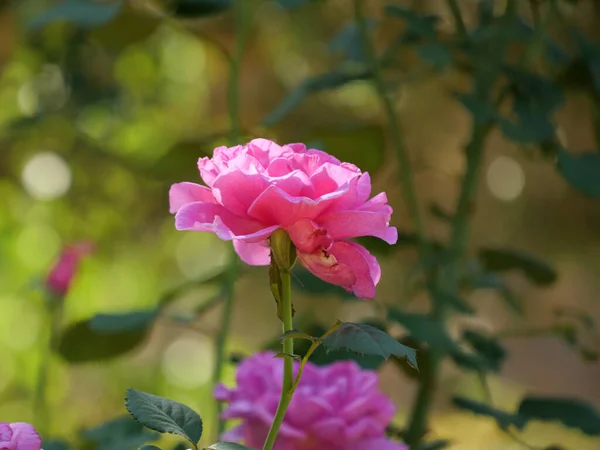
[162,334,214,389]
[21,151,72,201]
[486,155,525,202]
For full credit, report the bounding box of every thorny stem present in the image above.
[262,269,295,450]
[213,0,246,439]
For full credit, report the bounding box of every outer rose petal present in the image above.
[9,423,42,450]
[169,182,216,213]
[317,210,398,244]
[0,423,12,448]
[233,240,271,266]
[175,202,278,242]
[298,241,380,300]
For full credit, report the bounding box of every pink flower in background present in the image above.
[0,422,42,450]
[45,242,94,296]
[169,139,397,299]
[214,352,407,450]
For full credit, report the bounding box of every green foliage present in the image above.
[138,446,162,450]
[28,0,123,30]
[452,397,525,430]
[518,397,600,436]
[420,440,452,450]
[90,310,158,333]
[478,248,558,286]
[322,321,418,368]
[125,389,203,445]
[388,309,462,354]
[557,150,600,198]
[81,416,159,450]
[460,330,506,372]
[57,317,151,363]
[171,0,234,18]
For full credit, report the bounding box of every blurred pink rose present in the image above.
[45,242,94,296]
[215,352,407,450]
[169,139,397,299]
[0,422,42,450]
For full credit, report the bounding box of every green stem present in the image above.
[33,299,62,437]
[262,270,294,450]
[213,0,246,439]
[446,0,468,39]
[353,0,428,253]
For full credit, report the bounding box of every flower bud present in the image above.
[269,229,296,272]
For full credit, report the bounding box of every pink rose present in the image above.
[215,352,408,450]
[45,242,94,296]
[169,139,397,299]
[0,422,42,450]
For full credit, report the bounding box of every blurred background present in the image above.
[0,0,599,449]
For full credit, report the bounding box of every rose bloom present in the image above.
[0,422,41,450]
[169,139,397,299]
[215,352,407,450]
[45,242,94,297]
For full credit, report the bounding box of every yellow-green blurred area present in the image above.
[1,0,600,448]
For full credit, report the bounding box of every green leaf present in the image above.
[470,272,523,314]
[478,248,557,286]
[125,389,203,445]
[58,318,151,363]
[500,69,563,144]
[139,446,162,450]
[322,322,417,368]
[518,397,600,436]
[283,323,386,370]
[263,69,371,127]
[462,330,506,372]
[28,0,123,31]
[205,443,254,449]
[42,441,71,450]
[415,43,452,70]
[279,330,317,343]
[557,150,600,198]
[329,21,375,63]
[173,444,188,450]
[452,397,525,429]
[432,289,475,315]
[172,0,234,17]
[388,309,462,354]
[82,416,159,450]
[90,310,157,333]
[455,93,498,124]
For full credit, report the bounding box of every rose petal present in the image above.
[233,239,271,266]
[9,423,41,450]
[248,185,345,226]
[298,241,380,299]
[0,423,12,447]
[317,210,398,244]
[169,182,216,213]
[286,219,332,254]
[175,202,277,242]
[212,169,268,217]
